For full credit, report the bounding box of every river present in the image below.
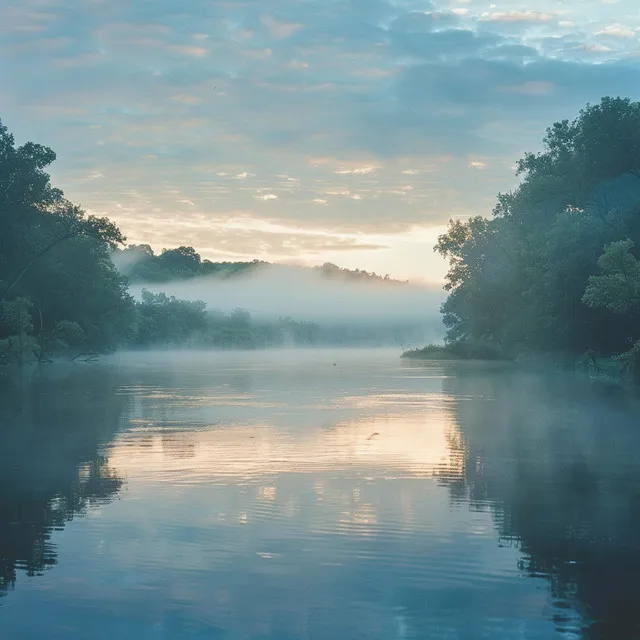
[1,349,639,639]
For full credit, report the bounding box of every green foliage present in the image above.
[0,297,33,335]
[155,246,201,279]
[401,343,506,361]
[33,319,85,364]
[0,117,133,357]
[0,297,34,363]
[616,340,640,380]
[583,240,640,313]
[115,244,265,283]
[132,290,208,346]
[315,262,404,284]
[401,345,460,360]
[435,97,640,361]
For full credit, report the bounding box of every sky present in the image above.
[2,0,640,283]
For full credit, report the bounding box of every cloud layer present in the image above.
[2,0,640,280]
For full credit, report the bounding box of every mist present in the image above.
[120,264,445,349]
[127,264,445,325]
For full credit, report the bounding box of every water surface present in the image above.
[1,349,639,639]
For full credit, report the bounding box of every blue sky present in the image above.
[3,0,640,282]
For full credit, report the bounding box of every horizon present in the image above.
[3,0,640,282]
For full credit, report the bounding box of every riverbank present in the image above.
[402,343,639,385]
[401,344,508,361]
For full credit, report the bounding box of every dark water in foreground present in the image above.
[1,349,640,639]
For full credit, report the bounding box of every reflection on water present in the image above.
[0,368,126,595]
[1,350,640,638]
[440,369,640,640]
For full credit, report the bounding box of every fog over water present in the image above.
[128,265,445,325]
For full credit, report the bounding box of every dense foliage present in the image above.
[0,119,135,361]
[114,244,266,283]
[435,97,640,372]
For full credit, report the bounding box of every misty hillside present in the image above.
[111,244,445,348]
[113,244,408,286]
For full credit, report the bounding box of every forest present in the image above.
[0,117,416,364]
[433,96,640,377]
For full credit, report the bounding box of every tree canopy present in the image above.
[436,97,640,366]
[0,119,134,358]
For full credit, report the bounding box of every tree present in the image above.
[133,290,208,346]
[0,119,124,304]
[0,117,133,354]
[435,216,515,347]
[32,318,84,364]
[583,240,640,314]
[156,246,202,279]
[435,97,640,358]
[0,297,33,362]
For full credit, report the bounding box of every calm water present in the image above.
[1,349,640,639]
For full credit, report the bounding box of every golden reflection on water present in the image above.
[109,403,463,484]
[125,390,284,408]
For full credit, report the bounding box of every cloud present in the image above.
[121,215,392,262]
[334,166,378,175]
[389,10,460,34]
[389,26,502,60]
[581,43,613,53]
[260,15,303,40]
[2,0,640,281]
[167,44,208,57]
[597,24,636,38]
[481,11,557,24]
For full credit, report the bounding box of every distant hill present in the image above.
[112,244,409,285]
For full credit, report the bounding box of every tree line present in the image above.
[0,117,414,364]
[434,96,640,377]
[114,243,403,285]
